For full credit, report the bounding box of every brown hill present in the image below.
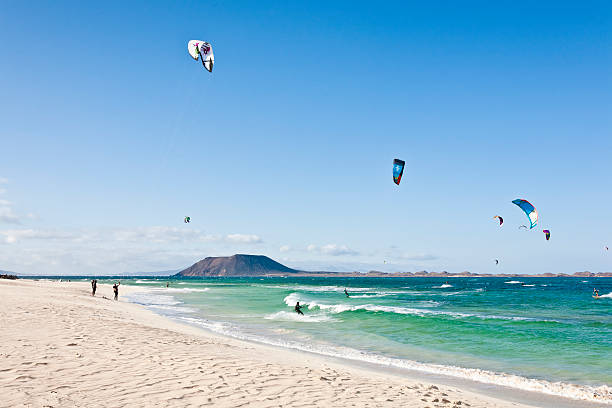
[175,254,298,277]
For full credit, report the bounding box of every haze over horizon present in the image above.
[1,1,611,275]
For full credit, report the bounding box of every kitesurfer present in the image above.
[344,288,349,298]
[593,289,599,298]
[294,301,304,315]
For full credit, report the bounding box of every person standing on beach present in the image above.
[294,301,304,315]
[91,279,97,296]
[113,282,120,300]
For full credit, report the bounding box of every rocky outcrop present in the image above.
[175,254,298,277]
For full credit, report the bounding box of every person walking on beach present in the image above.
[91,279,97,296]
[113,282,120,300]
[294,301,304,315]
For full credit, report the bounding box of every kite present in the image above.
[543,229,550,241]
[512,199,538,229]
[493,216,504,226]
[393,159,405,185]
[184,216,191,223]
[605,246,609,251]
[519,225,528,230]
[495,259,499,265]
[188,40,214,72]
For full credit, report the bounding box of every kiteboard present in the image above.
[593,296,600,299]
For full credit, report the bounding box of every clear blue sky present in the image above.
[1,1,610,274]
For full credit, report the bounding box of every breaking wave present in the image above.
[264,311,334,322]
[282,293,557,323]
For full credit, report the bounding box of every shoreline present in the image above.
[125,284,611,408]
[1,279,608,407]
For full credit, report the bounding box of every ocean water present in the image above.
[81,276,612,403]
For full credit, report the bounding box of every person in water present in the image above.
[344,288,349,298]
[91,279,97,296]
[294,301,304,315]
[166,282,169,288]
[593,288,599,297]
[113,282,120,300]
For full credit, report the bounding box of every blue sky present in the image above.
[1,1,610,274]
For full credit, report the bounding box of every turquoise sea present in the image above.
[56,276,612,404]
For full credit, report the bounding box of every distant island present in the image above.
[176,254,297,277]
[174,254,612,278]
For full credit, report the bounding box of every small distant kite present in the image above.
[493,216,504,226]
[188,40,214,72]
[495,259,499,265]
[605,246,609,251]
[512,199,538,229]
[392,159,405,185]
[519,225,528,230]
[543,229,550,241]
[184,216,191,223]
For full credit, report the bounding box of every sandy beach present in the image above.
[0,279,543,408]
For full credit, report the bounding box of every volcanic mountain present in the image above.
[175,254,298,277]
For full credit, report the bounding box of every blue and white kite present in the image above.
[512,199,538,229]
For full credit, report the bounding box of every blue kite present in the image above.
[393,159,405,185]
[512,199,538,229]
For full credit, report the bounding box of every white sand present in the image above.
[0,279,533,408]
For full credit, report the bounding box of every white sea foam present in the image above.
[260,285,373,293]
[174,315,612,404]
[434,284,453,288]
[147,304,197,314]
[264,311,334,323]
[505,281,523,284]
[163,287,210,293]
[522,284,536,287]
[599,292,612,299]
